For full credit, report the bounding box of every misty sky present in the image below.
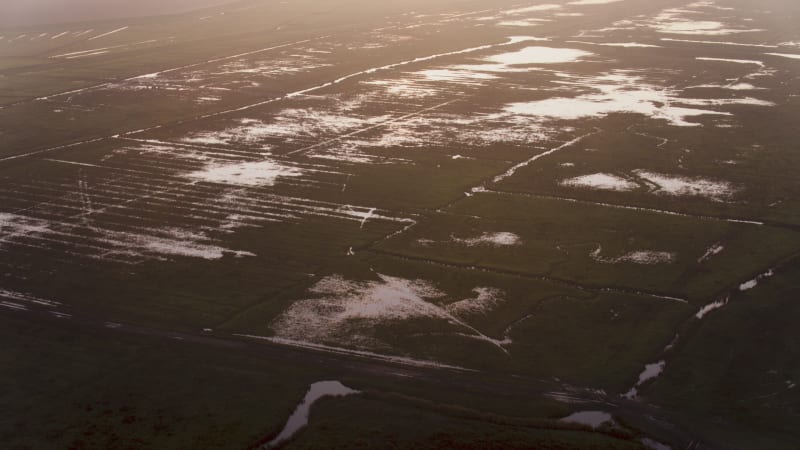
[0,0,241,28]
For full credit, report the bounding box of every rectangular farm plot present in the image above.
[489,109,800,226]
[375,193,800,302]
[221,254,690,390]
[506,291,690,391]
[0,140,413,328]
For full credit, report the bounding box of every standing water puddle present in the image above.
[560,410,616,428]
[264,381,359,448]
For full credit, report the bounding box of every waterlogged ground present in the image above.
[1,0,799,448]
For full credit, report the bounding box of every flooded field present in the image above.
[1,0,799,448]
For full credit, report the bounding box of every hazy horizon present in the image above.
[0,0,242,28]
